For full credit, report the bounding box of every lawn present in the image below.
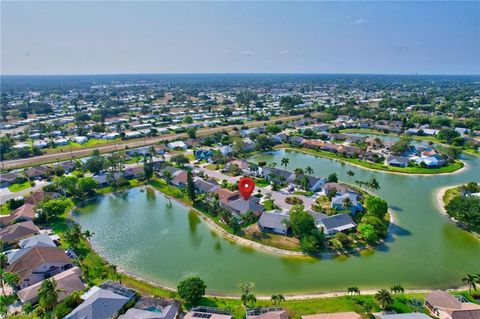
[254,178,270,187]
[1,203,11,215]
[243,224,301,252]
[280,146,464,175]
[443,186,461,205]
[8,181,32,192]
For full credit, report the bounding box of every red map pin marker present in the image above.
[238,177,255,200]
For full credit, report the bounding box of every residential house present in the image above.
[17,266,85,304]
[287,174,326,192]
[219,145,233,156]
[331,193,363,214]
[66,281,137,319]
[414,155,446,168]
[124,166,145,179]
[119,297,180,319]
[321,183,357,196]
[0,171,26,187]
[0,203,37,226]
[387,156,410,168]
[170,169,188,188]
[167,141,187,150]
[318,214,356,236]
[226,159,249,171]
[374,314,432,319]
[194,178,219,194]
[184,307,232,319]
[25,190,61,205]
[195,149,214,161]
[214,188,240,204]
[246,308,289,319]
[54,161,77,173]
[24,166,52,180]
[258,210,289,235]
[224,197,265,217]
[0,221,40,245]
[425,290,480,319]
[302,312,362,319]
[6,246,73,288]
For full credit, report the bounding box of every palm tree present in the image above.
[271,294,285,305]
[347,170,355,181]
[162,169,173,185]
[342,197,353,212]
[109,264,121,283]
[462,274,478,294]
[269,162,277,168]
[4,272,19,291]
[347,287,360,295]
[390,284,405,294]
[305,166,314,176]
[83,230,94,243]
[280,157,289,170]
[369,177,380,191]
[375,289,394,310]
[38,279,64,314]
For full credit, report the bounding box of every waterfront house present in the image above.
[194,178,219,194]
[318,214,356,236]
[6,246,73,288]
[171,169,188,188]
[66,281,136,319]
[224,197,265,217]
[375,314,432,319]
[17,266,85,304]
[258,210,289,235]
[414,155,446,168]
[0,203,37,226]
[184,307,232,319]
[331,193,363,214]
[321,183,357,196]
[124,166,145,179]
[425,290,480,319]
[0,221,40,245]
[302,312,362,319]
[19,233,57,249]
[246,308,289,319]
[53,161,77,173]
[387,156,409,168]
[119,297,180,319]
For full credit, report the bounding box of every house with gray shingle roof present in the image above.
[258,210,289,235]
[224,197,265,217]
[318,214,356,236]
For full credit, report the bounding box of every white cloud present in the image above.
[241,50,254,56]
[278,49,296,56]
[351,18,369,25]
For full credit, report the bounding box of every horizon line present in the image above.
[1,71,480,77]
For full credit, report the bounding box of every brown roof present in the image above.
[302,312,362,319]
[13,204,36,220]
[25,191,60,205]
[17,266,85,303]
[450,309,480,319]
[214,188,240,204]
[6,246,71,280]
[0,221,40,244]
[172,170,188,185]
[426,290,462,309]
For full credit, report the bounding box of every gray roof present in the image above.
[19,233,56,249]
[258,210,289,231]
[387,155,409,165]
[194,178,219,193]
[320,214,356,232]
[225,197,265,216]
[65,287,130,319]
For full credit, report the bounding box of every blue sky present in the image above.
[1,1,479,75]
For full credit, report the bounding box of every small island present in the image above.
[441,182,480,234]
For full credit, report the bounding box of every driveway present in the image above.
[198,165,316,211]
[0,180,49,205]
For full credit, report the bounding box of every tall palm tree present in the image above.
[462,274,478,294]
[347,287,360,295]
[369,177,380,191]
[38,279,64,314]
[305,166,314,176]
[269,162,277,168]
[83,230,94,243]
[342,197,353,212]
[280,157,289,170]
[347,170,355,181]
[375,289,393,310]
[271,294,285,305]
[3,272,19,291]
[390,284,405,294]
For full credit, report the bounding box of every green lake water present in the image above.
[73,149,480,295]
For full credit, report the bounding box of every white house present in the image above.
[167,141,187,150]
[71,136,88,144]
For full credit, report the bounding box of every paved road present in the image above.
[1,115,302,170]
[0,180,49,204]
[198,165,316,211]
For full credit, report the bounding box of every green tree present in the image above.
[238,281,257,308]
[84,156,106,174]
[305,166,314,176]
[288,206,316,238]
[40,198,72,222]
[38,279,63,314]
[177,277,207,306]
[327,173,338,183]
[187,127,197,139]
[375,289,394,310]
[365,196,388,219]
[271,294,285,305]
[390,284,405,294]
[462,274,478,294]
[77,177,98,196]
[347,170,355,181]
[184,115,194,124]
[358,223,378,243]
[280,157,289,170]
[187,170,196,202]
[171,154,190,167]
[347,287,360,295]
